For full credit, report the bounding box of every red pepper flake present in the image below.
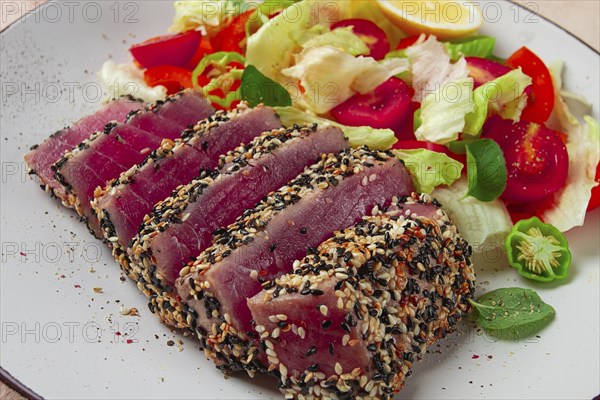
[472,354,480,359]
[115,331,121,336]
[60,275,65,279]
[20,252,27,257]
[74,284,81,288]
[126,339,133,344]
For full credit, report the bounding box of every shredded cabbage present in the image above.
[274,106,397,150]
[432,177,513,252]
[393,149,463,193]
[281,46,409,114]
[97,61,166,103]
[415,78,474,144]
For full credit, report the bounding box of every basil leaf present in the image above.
[241,65,292,107]
[469,288,555,340]
[465,139,506,202]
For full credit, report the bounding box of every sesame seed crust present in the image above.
[92,105,249,281]
[177,147,412,373]
[126,124,326,330]
[255,193,476,399]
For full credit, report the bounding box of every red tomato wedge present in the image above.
[587,163,600,211]
[130,30,202,69]
[465,57,512,88]
[393,140,466,164]
[185,37,214,70]
[331,19,390,60]
[213,11,254,53]
[485,119,568,204]
[331,77,413,136]
[144,66,193,95]
[395,35,426,50]
[506,47,555,124]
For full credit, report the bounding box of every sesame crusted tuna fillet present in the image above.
[24,97,143,203]
[53,91,214,237]
[92,104,281,277]
[176,147,415,373]
[130,124,348,329]
[248,194,475,399]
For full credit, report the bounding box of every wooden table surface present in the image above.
[1,1,598,399]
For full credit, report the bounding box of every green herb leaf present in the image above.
[241,64,292,107]
[469,288,555,340]
[465,139,506,202]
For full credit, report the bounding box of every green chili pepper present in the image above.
[505,217,571,282]
[191,51,246,88]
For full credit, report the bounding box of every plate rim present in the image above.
[0,1,598,399]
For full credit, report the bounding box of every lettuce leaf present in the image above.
[547,60,591,133]
[97,61,166,103]
[281,46,409,114]
[300,26,369,56]
[393,149,463,193]
[541,116,599,232]
[170,0,255,35]
[463,68,532,136]
[405,35,470,103]
[432,177,513,251]
[274,106,397,150]
[444,35,495,62]
[415,78,474,144]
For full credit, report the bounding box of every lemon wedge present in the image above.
[376,0,483,40]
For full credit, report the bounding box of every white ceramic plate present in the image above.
[1,1,598,399]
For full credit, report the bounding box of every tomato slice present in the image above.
[130,30,202,69]
[331,77,413,136]
[213,11,254,53]
[393,140,466,164]
[587,162,600,211]
[485,119,568,204]
[465,57,512,88]
[506,47,555,124]
[144,66,193,95]
[331,19,390,60]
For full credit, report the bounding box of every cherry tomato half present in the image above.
[506,47,555,124]
[485,119,569,204]
[465,57,512,88]
[331,19,390,60]
[331,77,413,136]
[130,30,202,69]
[144,66,193,95]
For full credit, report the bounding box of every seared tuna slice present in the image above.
[130,124,348,329]
[53,91,214,238]
[248,194,476,399]
[176,147,414,372]
[93,105,281,275]
[24,97,143,202]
